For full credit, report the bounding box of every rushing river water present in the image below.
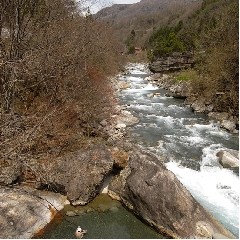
[118,63,239,238]
[40,63,239,239]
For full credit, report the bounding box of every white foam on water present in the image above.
[142,83,159,90]
[158,96,174,100]
[179,135,208,146]
[125,83,158,92]
[201,144,224,167]
[185,122,230,136]
[124,87,149,92]
[185,123,212,132]
[139,122,158,128]
[167,104,185,111]
[153,115,176,128]
[131,69,147,74]
[131,104,153,112]
[166,160,239,237]
[206,122,232,139]
[126,76,144,82]
[156,115,174,122]
[125,88,144,93]
[126,63,148,74]
[151,102,165,108]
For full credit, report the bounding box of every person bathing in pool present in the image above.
[75,226,87,238]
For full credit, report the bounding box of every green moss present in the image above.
[174,69,199,82]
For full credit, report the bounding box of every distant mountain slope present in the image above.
[94,0,202,47]
[95,0,202,21]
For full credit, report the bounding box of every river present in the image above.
[39,63,239,238]
[118,63,239,238]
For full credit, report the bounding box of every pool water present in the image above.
[36,194,163,239]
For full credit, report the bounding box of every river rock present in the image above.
[38,144,114,205]
[152,73,176,89]
[116,81,131,90]
[111,148,129,169]
[0,186,67,238]
[191,99,207,113]
[207,112,237,132]
[184,95,197,106]
[216,150,239,168]
[115,110,139,126]
[170,81,190,98]
[221,119,237,132]
[147,93,154,98]
[108,149,236,239]
[109,206,119,213]
[66,210,78,217]
[208,112,229,122]
[144,76,152,81]
[115,123,126,129]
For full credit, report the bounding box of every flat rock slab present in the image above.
[0,186,67,238]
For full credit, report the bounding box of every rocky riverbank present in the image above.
[144,72,239,133]
[0,63,238,238]
[0,81,139,238]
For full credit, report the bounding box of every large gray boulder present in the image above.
[108,149,236,239]
[0,186,67,238]
[170,81,191,99]
[208,112,238,132]
[115,109,139,126]
[221,119,237,132]
[0,144,114,238]
[0,145,114,206]
[191,99,208,113]
[216,150,239,169]
[208,112,229,122]
[38,144,114,205]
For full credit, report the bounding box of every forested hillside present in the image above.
[147,0,238,118]
[95,0,203,49]
[0,0,124,161]
[97,0,238,122]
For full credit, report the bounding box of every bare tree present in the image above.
[0,0,123,161]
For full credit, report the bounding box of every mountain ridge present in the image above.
[94,0,202,47]
[95,0,202,21]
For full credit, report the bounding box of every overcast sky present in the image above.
[113,0,140,3]
[86,0,141,13]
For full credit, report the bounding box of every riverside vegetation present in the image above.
[0,0,126,166]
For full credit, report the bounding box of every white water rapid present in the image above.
[118,63,239,237]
